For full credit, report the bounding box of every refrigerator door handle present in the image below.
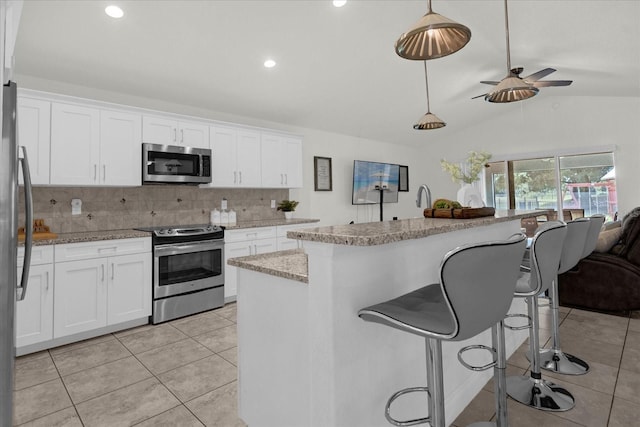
[17,146,33,301]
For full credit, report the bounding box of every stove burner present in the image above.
[136,224,224,238]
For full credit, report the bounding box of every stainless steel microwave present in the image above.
[142,143,212,185]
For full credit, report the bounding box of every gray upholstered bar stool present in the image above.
[358,233,527,427]
[505,221,576,411]
[538,215,604,375]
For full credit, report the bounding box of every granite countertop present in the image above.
[27,229,152,246]
[227,249,308,284]
[225,218,319,229]
[287,210,538,246]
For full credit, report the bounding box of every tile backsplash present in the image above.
[19,186,289,233]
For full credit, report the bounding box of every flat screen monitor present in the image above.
[352,160,400,205]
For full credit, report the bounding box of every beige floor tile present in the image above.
[193,325,237,353]
[614,368,640,404]
[542,359,618,395]
[620,345,640,373]
[547,377,613,427]
[171,311,234,337]
[136,338,213,375]
[560,318,626,347]
[75,378,180,427]
[218,347,238,366]
[186,381,246,427]
[14,352,59,391]
[135,405,204,427]
[568,309,630,330]
[49,334,116,356]
[623,330,640,350]
[13,379,73,425]
[14,350,50,366]
[553,332,624,369]
[112,323,156,338]
[608,396,640,427]
[16,407,82,427]
[214,303,237,321]
[51,339,131,376]
[62,356,152,404]
[451,389,495,426]
[628,316,640,333]
[117,323,187,354]
[158,354,237,402]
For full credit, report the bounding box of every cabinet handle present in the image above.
[181,129,184,143]
[45,271,49,290]
[173,128,177,142]
[111,263,115,280]
[233,171,237,184]
[248,245,253,255]
[285,173,288,185]
[103,165,106,182]
[94,164,97,181]
[239,171,242,184]
[280,174,283,185]
[101,264,105,282]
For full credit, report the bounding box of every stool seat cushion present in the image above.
[359,283,456,339]
[514,271,533,295]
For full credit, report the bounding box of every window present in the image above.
[484,151,617,220]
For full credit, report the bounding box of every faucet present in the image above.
[416,184,432,208]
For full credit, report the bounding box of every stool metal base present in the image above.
[539,349,590,375]
[506,375,575,412]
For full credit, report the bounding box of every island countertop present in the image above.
[287,209,538,246]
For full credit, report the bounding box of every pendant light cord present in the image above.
[504,0,511,73]
[423,60,431,113]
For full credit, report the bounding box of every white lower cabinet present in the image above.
[53,238,152,339]
[16,258,54,348]
[276,224,307,251]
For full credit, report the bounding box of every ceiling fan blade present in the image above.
[480,81,499,85]
[532,80,573,87]
[471,93,487,99]
[522,67,556,82]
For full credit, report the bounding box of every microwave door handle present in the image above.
[18,146,33,301]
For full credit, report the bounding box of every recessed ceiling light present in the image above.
[333,0,347,7]
[264,59,276,68]
[105,5,124,19]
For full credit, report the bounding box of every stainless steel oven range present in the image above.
[137,224,225,324]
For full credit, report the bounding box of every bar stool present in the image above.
[538,215,604,375]
[505,221,576,411]
[358,233,527,427]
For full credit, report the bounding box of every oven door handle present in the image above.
[155,241,223,257]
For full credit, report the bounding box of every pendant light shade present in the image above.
[396,0,471,60]
[486,0,537,103]
[414,61,446,130]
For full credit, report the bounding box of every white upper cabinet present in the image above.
[50,102,100,186]
[100,110,142,186]
[210,125,261,187]
[261,133,303,188]
[143,115,209,149]
[17,97,50,185]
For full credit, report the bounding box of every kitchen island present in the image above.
[229,211,537,427]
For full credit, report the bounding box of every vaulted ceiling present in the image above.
[14,1,640,146]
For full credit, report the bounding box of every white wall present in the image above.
[428,95,640,216]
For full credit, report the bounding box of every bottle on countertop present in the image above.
[210,208,221,225]
[220,209,229,226]
[229,209,237,226]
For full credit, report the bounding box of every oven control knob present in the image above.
[167,229,174,235]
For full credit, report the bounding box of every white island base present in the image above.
[236,218,530,427]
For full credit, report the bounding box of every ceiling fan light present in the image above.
[485,76,539,103]
[395,11,471,60]
[413,112,446,130]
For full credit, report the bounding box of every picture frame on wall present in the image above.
[399,165,409,192]
[314,156,332,191]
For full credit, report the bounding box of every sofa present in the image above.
[558,208,640,313]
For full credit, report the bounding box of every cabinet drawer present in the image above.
[225,226,277,243]
[55,237,151,263]
[18,245,54,266]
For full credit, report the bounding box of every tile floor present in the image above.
[12,300,640,426]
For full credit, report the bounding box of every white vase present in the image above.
[284,211,293,219]
[457,184,485,208]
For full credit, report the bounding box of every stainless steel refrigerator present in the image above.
[1,80,33,427]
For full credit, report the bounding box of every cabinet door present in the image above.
[224,241,253,299]
[260,133,284,188]
[142,115,177,145]
[210,125,238,187]
[179,121,209,149]
[54,259,108,338]
[277,237,300,251]
[253,238,277,255]
[107,252,151,325]
[236,129,262,187]
[100,110,142,186]
[283,137,303,188]
[17,97,50,185]
[16,264,53,348]
[50,103,100,185]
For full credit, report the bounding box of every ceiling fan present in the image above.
[472,0,573,103]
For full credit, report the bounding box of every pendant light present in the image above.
[485,0,538,102]
[414,61,445,130]
[395,0,471,60]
